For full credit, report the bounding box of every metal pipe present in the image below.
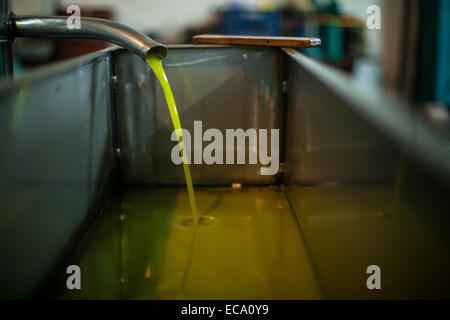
[0,0,13,78]
[0,41,13,77]
[11,16,167,60]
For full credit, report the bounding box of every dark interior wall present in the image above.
[416,0,449,106]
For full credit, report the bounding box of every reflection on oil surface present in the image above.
[286,185,450,299]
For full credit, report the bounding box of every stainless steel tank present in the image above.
[1,46,449,299]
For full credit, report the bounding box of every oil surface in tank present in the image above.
[56,184,450,299]
[59,187,323,299]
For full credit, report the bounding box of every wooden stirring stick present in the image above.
[192,34,321,48]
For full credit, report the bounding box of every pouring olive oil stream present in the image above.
[146,53,199,225]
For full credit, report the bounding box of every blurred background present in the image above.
[10,0,449,110]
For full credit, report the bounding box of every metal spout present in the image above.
[11,16,167,60]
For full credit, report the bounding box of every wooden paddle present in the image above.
[192,35,321,48]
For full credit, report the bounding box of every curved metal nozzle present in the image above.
[11,15,167,60]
